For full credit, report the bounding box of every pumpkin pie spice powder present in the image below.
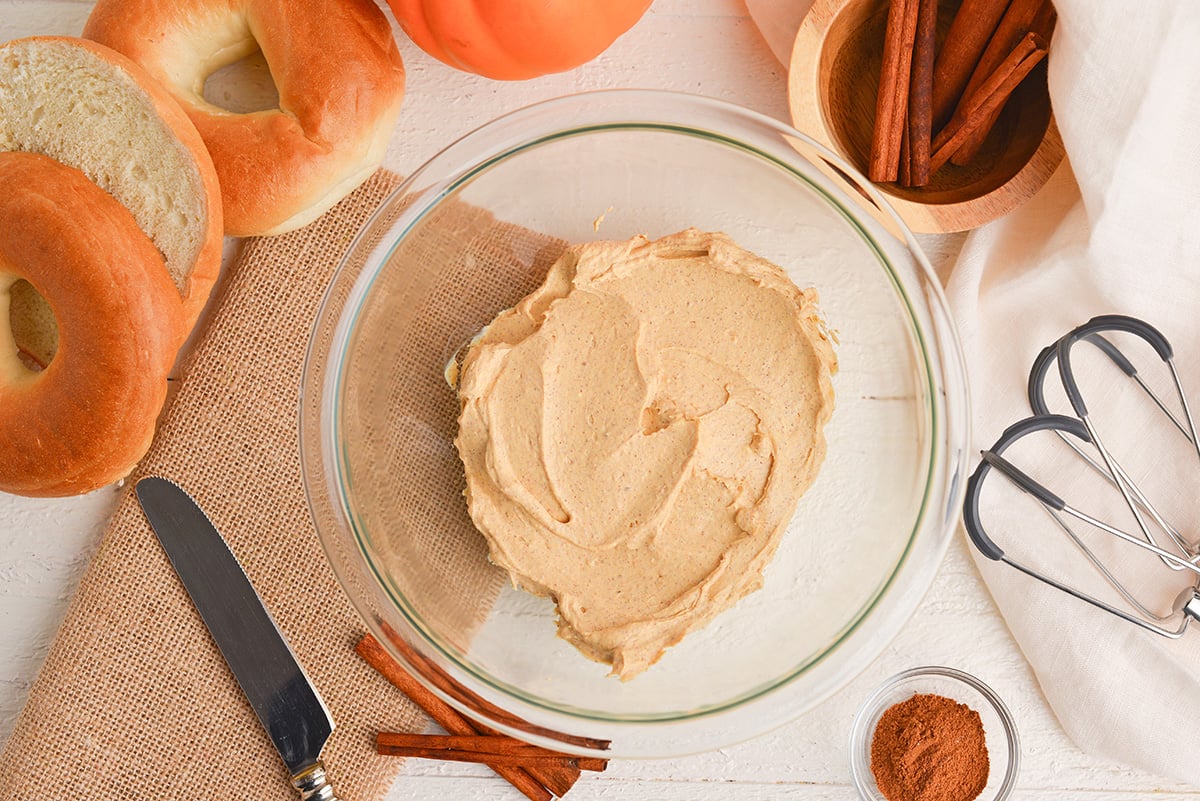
[869,693,990,801]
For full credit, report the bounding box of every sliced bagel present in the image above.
[0,151,184,497]
[84,0,405,237]
[0,36,222,331]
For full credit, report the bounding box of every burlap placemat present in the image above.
[0,169,560,800]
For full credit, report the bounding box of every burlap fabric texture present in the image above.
[0,169,563,800]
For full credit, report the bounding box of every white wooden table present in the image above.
[2,2,1197,798]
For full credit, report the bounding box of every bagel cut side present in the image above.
[0,152,184,497]
[0,36,223,333]
[85,0,406,237]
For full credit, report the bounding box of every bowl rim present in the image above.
[300,88,973,756]
[848,665,1022,801]
[339,111,935,722]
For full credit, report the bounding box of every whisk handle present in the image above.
[1027,334,1136,416]
[964,465,1005,561]
[963,414,1091,561]
[1057,315,1174,416]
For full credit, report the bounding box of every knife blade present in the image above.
[136,476,341,801]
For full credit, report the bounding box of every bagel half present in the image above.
[0,152,183,497]
[0,36,223,331]
[84,0,406,237]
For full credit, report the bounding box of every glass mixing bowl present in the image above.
[300,89,969,758]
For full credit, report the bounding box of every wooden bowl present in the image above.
[789,0,1064,233]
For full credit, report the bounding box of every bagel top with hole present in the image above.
[84,0,407,237]
[0,36,223,333]
[0,151,184,497]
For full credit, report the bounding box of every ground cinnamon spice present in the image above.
[870,693,989,801]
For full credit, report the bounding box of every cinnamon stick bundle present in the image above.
[869,0,1055,181]
[379,622,610,752]
[930,31,1048,171]
[949,0,1056,164]
[354,634,559,801]
[869,0,922,181]
[355,630,617,798]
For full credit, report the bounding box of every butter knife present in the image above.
[136,476,340,801]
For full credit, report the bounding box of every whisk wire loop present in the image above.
[1028,334,1194,560]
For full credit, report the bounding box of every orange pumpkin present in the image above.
[386,0,653,80]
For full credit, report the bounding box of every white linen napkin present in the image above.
[944,0,1200,785]
[746,0,1200,786]
[743,0,815,65]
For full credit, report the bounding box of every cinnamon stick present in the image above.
[375,744,606,771]
[525,764,578,798]
[380,621,610,753]
[375,732,609,772]
[354,634,554,801]
[376,630,588,796]
[900,124,913,186]
[931,32,1048,171]
[949,0,1056,165]
[904,0,938,185]
[1029,3,1057,43]
[930,0,1014,129]
[869,0,921,182]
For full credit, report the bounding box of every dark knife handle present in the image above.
[291,762,340,801]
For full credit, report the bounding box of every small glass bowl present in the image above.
[849,666,1020,801]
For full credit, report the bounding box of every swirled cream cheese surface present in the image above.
[455,228,836,679]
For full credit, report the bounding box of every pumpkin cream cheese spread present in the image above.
[455,228,837,680]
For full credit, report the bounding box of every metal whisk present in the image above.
[963,315,1200,637]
